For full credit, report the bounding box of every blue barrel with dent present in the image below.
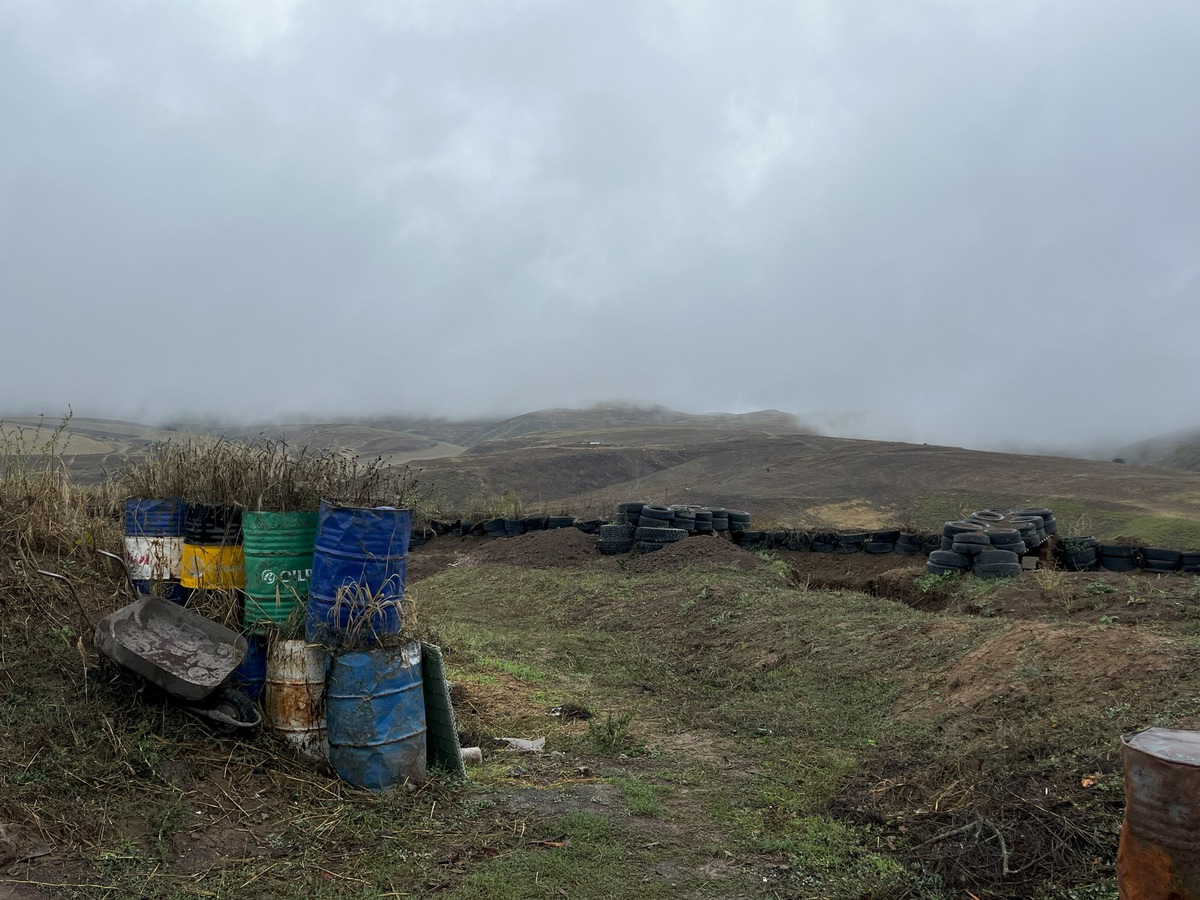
[306,502,411,646]
[123,498,186,601]
[326,644,427,790]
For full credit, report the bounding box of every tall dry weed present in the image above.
[119,437,422,512]
[0,413,120,565]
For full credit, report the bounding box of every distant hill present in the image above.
[1,404,812,480]
[367,405,809,449]
[1115,426,1200,473]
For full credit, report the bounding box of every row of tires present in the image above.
[598,523,692,555]
[415,515,595,547]
[927,548,1025,578]
[1056,537,1200,573]
[732,528,928,554]
[614,502,752,535]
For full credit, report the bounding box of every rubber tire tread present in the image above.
[1141,547,1182,563]
[975,549,1020,566]
[954,532,991,545]
[635,526,687,542]
[943,521,985,537]
[928,550,970,569]
[951,542,987,555]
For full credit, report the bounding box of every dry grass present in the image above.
[0,414,121,566]
[119,437,423,512]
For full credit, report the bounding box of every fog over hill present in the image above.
[2,2,1198,453]
[1116,426,1200,473]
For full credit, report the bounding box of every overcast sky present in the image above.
[1,0,1197,452]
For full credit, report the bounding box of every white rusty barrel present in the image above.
[264,640,328,761]
[1119,727,1200,899]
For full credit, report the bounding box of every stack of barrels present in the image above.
[305,502,426,791]
[122,497,426,791]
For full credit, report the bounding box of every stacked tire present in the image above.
[670,506,697,534]
[836,532,868,553]
[973,549,1022,578]
[896,533,926,555]
[865,529,899,554]
[1018,507,1058,536]
[1057,536,1099,572]
[926,550,971,575]
[926,508,1060,578]
[1141,548,1182,574]
[637,505,673,529]
[727,511,751,534]
[599,524,636,555]
[811,532,838,553]
[616,502,645,527]
[635,525,687,553]
[1098,544,1138,572]
[783,531,809,551]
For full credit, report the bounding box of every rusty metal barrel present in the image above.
[1119,727,1200,898]
[264,640,328,761]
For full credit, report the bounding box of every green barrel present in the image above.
[243,510,318,630]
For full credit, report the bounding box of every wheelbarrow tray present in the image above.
[94,597,247,703]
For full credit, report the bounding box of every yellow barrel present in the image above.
[181,503,244,590]
[180,544,246,590]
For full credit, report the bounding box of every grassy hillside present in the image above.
[1116,425,1200,473]
[9,532,1198,897]
[4,431,1198,897]
[418,430,1200,546]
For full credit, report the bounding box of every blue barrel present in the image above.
[307,502,411,646]
[326,644,426,790]
[234,634,268,702]
[123,498,186,601]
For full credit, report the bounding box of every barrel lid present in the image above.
[1124,727,1200,765]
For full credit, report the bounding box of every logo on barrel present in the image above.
[261,567,311,585]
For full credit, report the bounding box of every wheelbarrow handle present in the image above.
[95,549,138,598]
[35,570,95,635]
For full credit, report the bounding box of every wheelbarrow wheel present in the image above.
[206,689,259,737]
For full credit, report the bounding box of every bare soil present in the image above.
[625,536,765,575]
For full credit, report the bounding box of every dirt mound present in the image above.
[896,621,1184,720]
[467,527,600,568]
[626,536,765,574]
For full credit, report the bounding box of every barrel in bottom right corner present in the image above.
[326,643,426,791]
[1118,727,1200,899]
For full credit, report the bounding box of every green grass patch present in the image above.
[476,655,549,682]
[440,812,686,900]
[607,773,671,817]
[915,493,1200,548]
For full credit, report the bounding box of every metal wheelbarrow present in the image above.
[39,550,261,736]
